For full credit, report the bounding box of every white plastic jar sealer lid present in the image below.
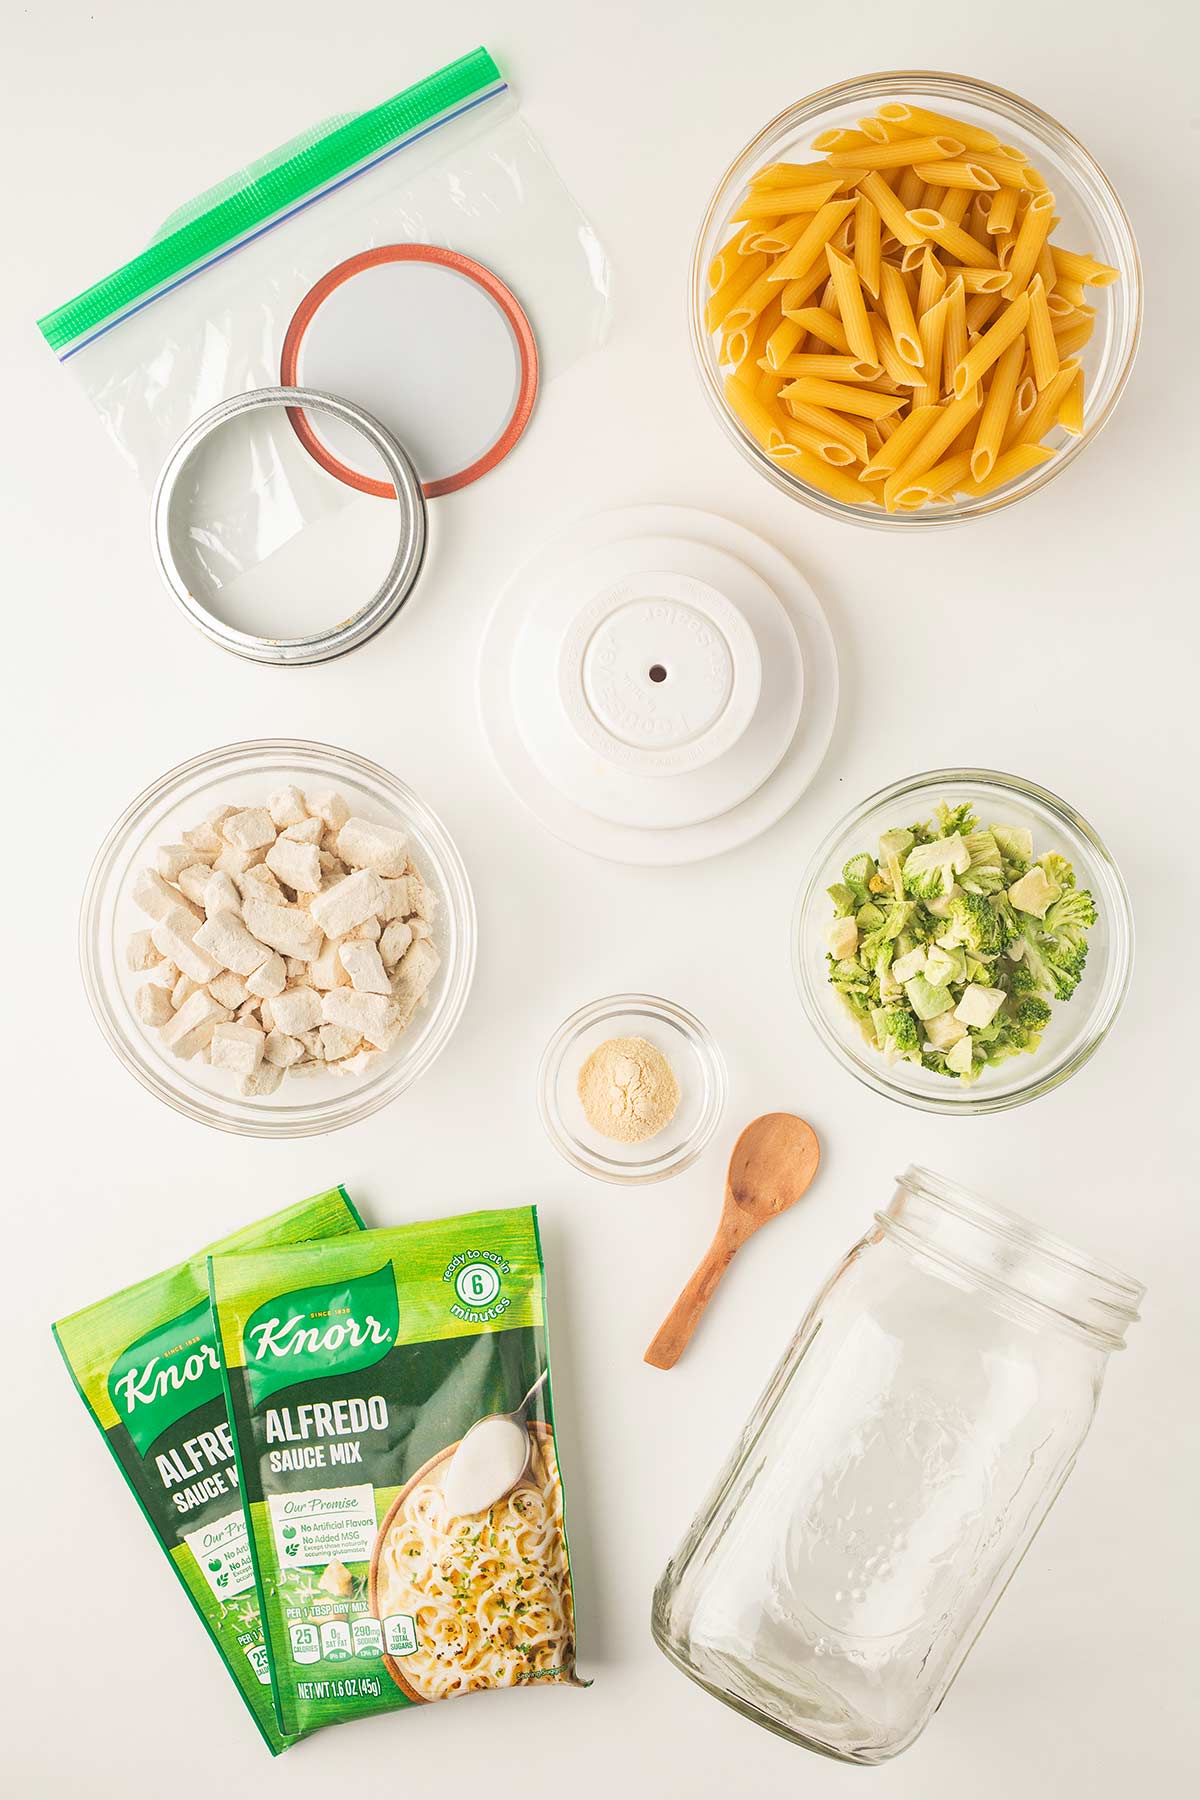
[478,506,838,864]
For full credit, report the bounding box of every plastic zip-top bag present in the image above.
[37,48,609,615]
[52,1187,365,1755]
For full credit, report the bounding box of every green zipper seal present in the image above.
[37,47,502,356]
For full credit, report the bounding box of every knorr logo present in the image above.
[109,1298,225,1458]
[242,1263,398,1406]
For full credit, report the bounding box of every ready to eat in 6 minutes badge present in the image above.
[445,1251,511,1322]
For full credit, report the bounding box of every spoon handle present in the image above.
[644,1233,738,1370]
[517,1368,549,1416]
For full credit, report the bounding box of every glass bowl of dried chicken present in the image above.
[80,738,476,1137]
[690,72,1140,526]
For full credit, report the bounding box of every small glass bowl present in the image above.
[690,71,1142,529]
[538,994,727,1184]
[793,769,1133,1114]
[80,738,476,1137]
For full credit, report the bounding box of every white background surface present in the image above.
[2,1,1195,1793]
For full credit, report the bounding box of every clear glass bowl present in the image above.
[793,769,1133,1113]
[690,71,1142,529]
[80,739,476,1137]
[537,994,727,1184]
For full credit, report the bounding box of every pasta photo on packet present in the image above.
[209,1204,582,1739]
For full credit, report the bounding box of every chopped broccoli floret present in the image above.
[841,853,876,903]
[942,892,1004,956]
[935,801,978,837]
[1006,961,1040,997]
[988,893,1024,948]
[856,901,886,931]
[1025,931,1089,1002]
[959,828,1006,895]
[876,1009,919,1054]
[1014,996,1052,1032]
[1043,889,1097,937]
[1039,852,1075,890]
[902,833,969,900]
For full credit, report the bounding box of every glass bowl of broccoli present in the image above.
[793,769,1133,1112]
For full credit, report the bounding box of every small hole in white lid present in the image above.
[648,664,668,683]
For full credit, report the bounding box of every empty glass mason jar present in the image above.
[652,1166,1144,1763]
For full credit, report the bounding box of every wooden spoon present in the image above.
[644,1113,820,1370]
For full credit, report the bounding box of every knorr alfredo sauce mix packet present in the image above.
[53,1185,364,1755]
[209,1204,581,1739]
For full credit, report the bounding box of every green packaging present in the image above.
[53,1185,364,1755]
[209,1204,581,1739]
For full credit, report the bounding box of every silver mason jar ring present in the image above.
[150,385,428,666]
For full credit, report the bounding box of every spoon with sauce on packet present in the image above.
[441,1370,550,1517]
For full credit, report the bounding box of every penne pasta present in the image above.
[1058,364,1085,434]
[965,151,1044,191]
[780,375,906,419]
[914,291,950,407]
[893,450,974,506]
[956,266,1011,293]
[748,160,854,190]
[854,192,883,297]
[787,306,852,352]
[970,334,1025,481]
[780,263,834,317]
[785,401,870,460]
[723,265,784,331]
[768,353,881,381]
[825,244,878,363]
[905,209,999,269]
[1052,275,1087,308]
[1011,359,1080,448]
[767,199,858,284]
[1026,274,1059,391]
[956,442,1055,497]
[826,134,964,170]
[724,373,786,449]
[859,403,942,479]
[882,388,983,509]
[942,277,968,394]
[937,186,973,228]
[1050,245,1120,287]
[987,185,1019,235]
[916,247,947,316]
[857,169,926,248]
[912,161,999,191]
[964,291,1003,333]
[767,443,882,505]
[873,103,1000,154]
[1005,190,1055,294]
[880,261,924,365]
[778,418,857,464]
[706,252,769,333]
[1052,315,1095,358]
[731,182,842,220]
[870,318,924,386]
[811,127,875,153]
[895,167,926,212]
[764,314,806,370]
[951,289,1031,396]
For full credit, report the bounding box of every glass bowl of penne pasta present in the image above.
[792,768,1134,1113]
[691,72,1141,525]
